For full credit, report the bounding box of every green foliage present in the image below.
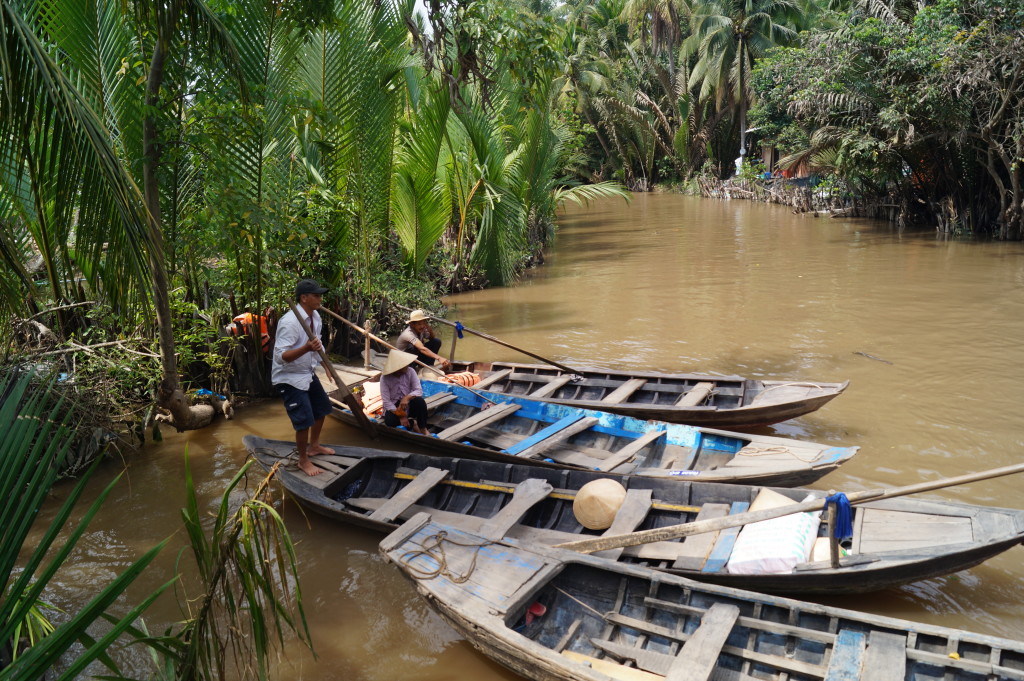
[0,370,169,679]
[165,455,313,680]
[751,1,1024,235]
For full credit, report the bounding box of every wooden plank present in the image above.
[672,504,730,571]
[561,650,662,681]
[554,619,582,653]
[478,478,554,541]
[861,631,906,681]
[589,640,760,681]
[701,502,751,573]
[512,417,600,459]
[436,402,521,441]
[676,381,715,407]
[665,603,740,681]
[424,392,458,411]
[857,508,973,553]
[590,639,674,677]
[644,597,836,645]
[823,629,867,681]
[530,375,574,398]
[312,453,362,467]
[503,414,586,456]
[595,489,654,560]
[601,378,647,404]
[367,467,449,522]
[474,368,513,390]
[597,429,668,472]
[851,503,866,554]
[472,426,613,463]
[603,613,824,678]
[286,468,344,490]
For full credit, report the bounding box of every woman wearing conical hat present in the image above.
[380,349,430,435]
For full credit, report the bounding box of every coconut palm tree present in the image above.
[297,0,416,293]
[683,0,805,166]
[391,79,454,274]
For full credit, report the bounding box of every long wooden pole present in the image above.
[287,302,376,438]
[554,461,1024,554]
[392,303,582,374]
[319,307,500,405]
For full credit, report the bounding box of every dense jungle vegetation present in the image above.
[0,0,1021,676]
[1,0,1022,435]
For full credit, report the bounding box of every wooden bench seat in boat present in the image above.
[675,381,715,407]
[503,415,600,458]
[368,467,449,522]
[597,429,667,472]
[436,402,522,441]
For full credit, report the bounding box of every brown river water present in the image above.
[46,193,1024,679]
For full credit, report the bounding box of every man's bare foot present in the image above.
[308,443,335,456]
[297,458,323,476]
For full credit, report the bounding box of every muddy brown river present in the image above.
[48,193,1024,678]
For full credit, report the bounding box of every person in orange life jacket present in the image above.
[379,349,429,435]
[396,309,451,369]
[227,312,270,353]
[271,279,335,476]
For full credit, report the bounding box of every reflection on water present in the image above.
[48,193,1024,678]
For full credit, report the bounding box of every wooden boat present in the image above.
[329,380,858,487]
[381,513,1024,681]
[245,435,1024,595]
[360,354,849,428]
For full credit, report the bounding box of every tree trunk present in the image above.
[143,24,214,431]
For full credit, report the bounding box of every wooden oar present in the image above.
[287,302,376,438]
[319,307,500,405]
[554,461,1024,554]
[392,303,582,374]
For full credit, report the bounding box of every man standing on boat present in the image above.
[397,309,451,369]
[271,279,335,476]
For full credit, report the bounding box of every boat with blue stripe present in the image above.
[329,379,857,487]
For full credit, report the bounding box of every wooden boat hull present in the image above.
[329,380,858,488]
[381,514,1024,681]
[451,360,850,429]
[246,435,1024,595]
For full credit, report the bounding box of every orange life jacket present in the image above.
[230,313,270,353]
[441,371,481,387]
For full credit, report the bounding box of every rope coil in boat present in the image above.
[734,444,822,463]
[399,531,493,583]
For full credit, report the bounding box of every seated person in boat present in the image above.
[380,349,430,435]
[397,309,450,369]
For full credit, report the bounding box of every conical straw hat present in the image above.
[572,479,627,530]
[383,349,418,375]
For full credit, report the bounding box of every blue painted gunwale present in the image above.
[422,379,734,451]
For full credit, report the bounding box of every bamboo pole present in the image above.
[287,302,376,438]
[826,493,840,569]
[554,461,1024,554]
[392,303,582,374]
[364,320,373,370]
[319,308,500,405]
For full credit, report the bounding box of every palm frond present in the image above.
[0,0,154,318]
[0,370,169,678]
[392,80,453,273]
[553,180,632,207]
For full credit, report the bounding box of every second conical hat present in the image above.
[572,478,627,530]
